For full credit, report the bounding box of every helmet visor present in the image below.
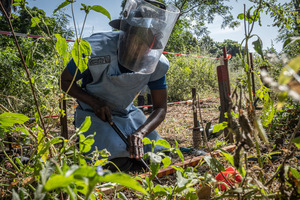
[117,0,180,74]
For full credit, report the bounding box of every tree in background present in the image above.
[164,0,240,53]
[165,22,199,53]
[249,0,300,57]
[120,0,239,53]
[164,0,239,36]
[0,6,73,46]
[0,5,73,115]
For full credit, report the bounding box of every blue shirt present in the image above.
[67,59,167,90]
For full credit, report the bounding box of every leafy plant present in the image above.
[0,1,148,199]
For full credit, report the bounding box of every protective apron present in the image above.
[74,31,169,159]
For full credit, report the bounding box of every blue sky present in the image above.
[27,0,286,52]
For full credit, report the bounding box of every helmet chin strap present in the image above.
[144,0,166,10]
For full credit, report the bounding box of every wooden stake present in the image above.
[60,99,68,139]
[192,88,201,148]
[217,47,234,143]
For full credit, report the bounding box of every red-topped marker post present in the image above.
[217,47,233,143]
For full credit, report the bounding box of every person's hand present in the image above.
[90,99,112,124]
[128,132,144,159]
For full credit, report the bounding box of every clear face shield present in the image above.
[109,0,180,74]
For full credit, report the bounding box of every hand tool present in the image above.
[110,122,161,184]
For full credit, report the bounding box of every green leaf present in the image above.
[150,162,160,180]
[155,139,171,149]
[16,126,29,136]
[161,156,171,168]
[75,181,88,197]
[220,150,234,166]
[99,149,111,157]
[76,116,91,134]
[176,148,184,164]
[117,192,128,200]
[15,157,23,168]
[278,55,300,85]
[55,34,70,66]
[237,13,245,20]
[90,5,111,20]
[153,184,168,195]
[72,39,91,73]
[13,0,26,7]
[172,166,184,173]
[261,100,275,127]
[204,155,225,172]
[79,134,85,142]
[25,51,34,67]
[83,135,95,145]
[252,37,264,59]
[50,137,64,145]
[53,1,70,13]
[80,3,90,14]
[277,92,288,110]
[79,134,95,153]
[0,112,28,127]
[292,137,300,149]
[99,173,147,194]
[212,122,228,133]
[290,167,300,179]
[79,134,92,153]
[255,119,269,143]
[73,166,96,178]
[78,154,87,166]
[31,17,40,27]
[142,137,151,145]
[44,175,75,191]
[94,159,108,167]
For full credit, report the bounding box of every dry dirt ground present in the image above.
[154,98,220,150]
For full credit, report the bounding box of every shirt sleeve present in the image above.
[148,75,167,90]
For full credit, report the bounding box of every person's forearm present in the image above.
[135,107,166,136]
[61,80,99,107]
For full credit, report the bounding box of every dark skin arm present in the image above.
[61,68,113,123]
[128,88,167,159]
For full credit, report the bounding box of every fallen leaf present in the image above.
[22,176,34,185]
[196,185,211,200]
[8,180,19,190]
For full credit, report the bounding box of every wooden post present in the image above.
[217,47,234,143]
[60,99,68,139]
[223,47,231,96]
[217,65,230,122]
[192,88,201,148]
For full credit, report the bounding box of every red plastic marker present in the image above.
[215,166,242,191]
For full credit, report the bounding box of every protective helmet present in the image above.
[109,0,180,74]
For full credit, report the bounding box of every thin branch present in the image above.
[0,2,46,134]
